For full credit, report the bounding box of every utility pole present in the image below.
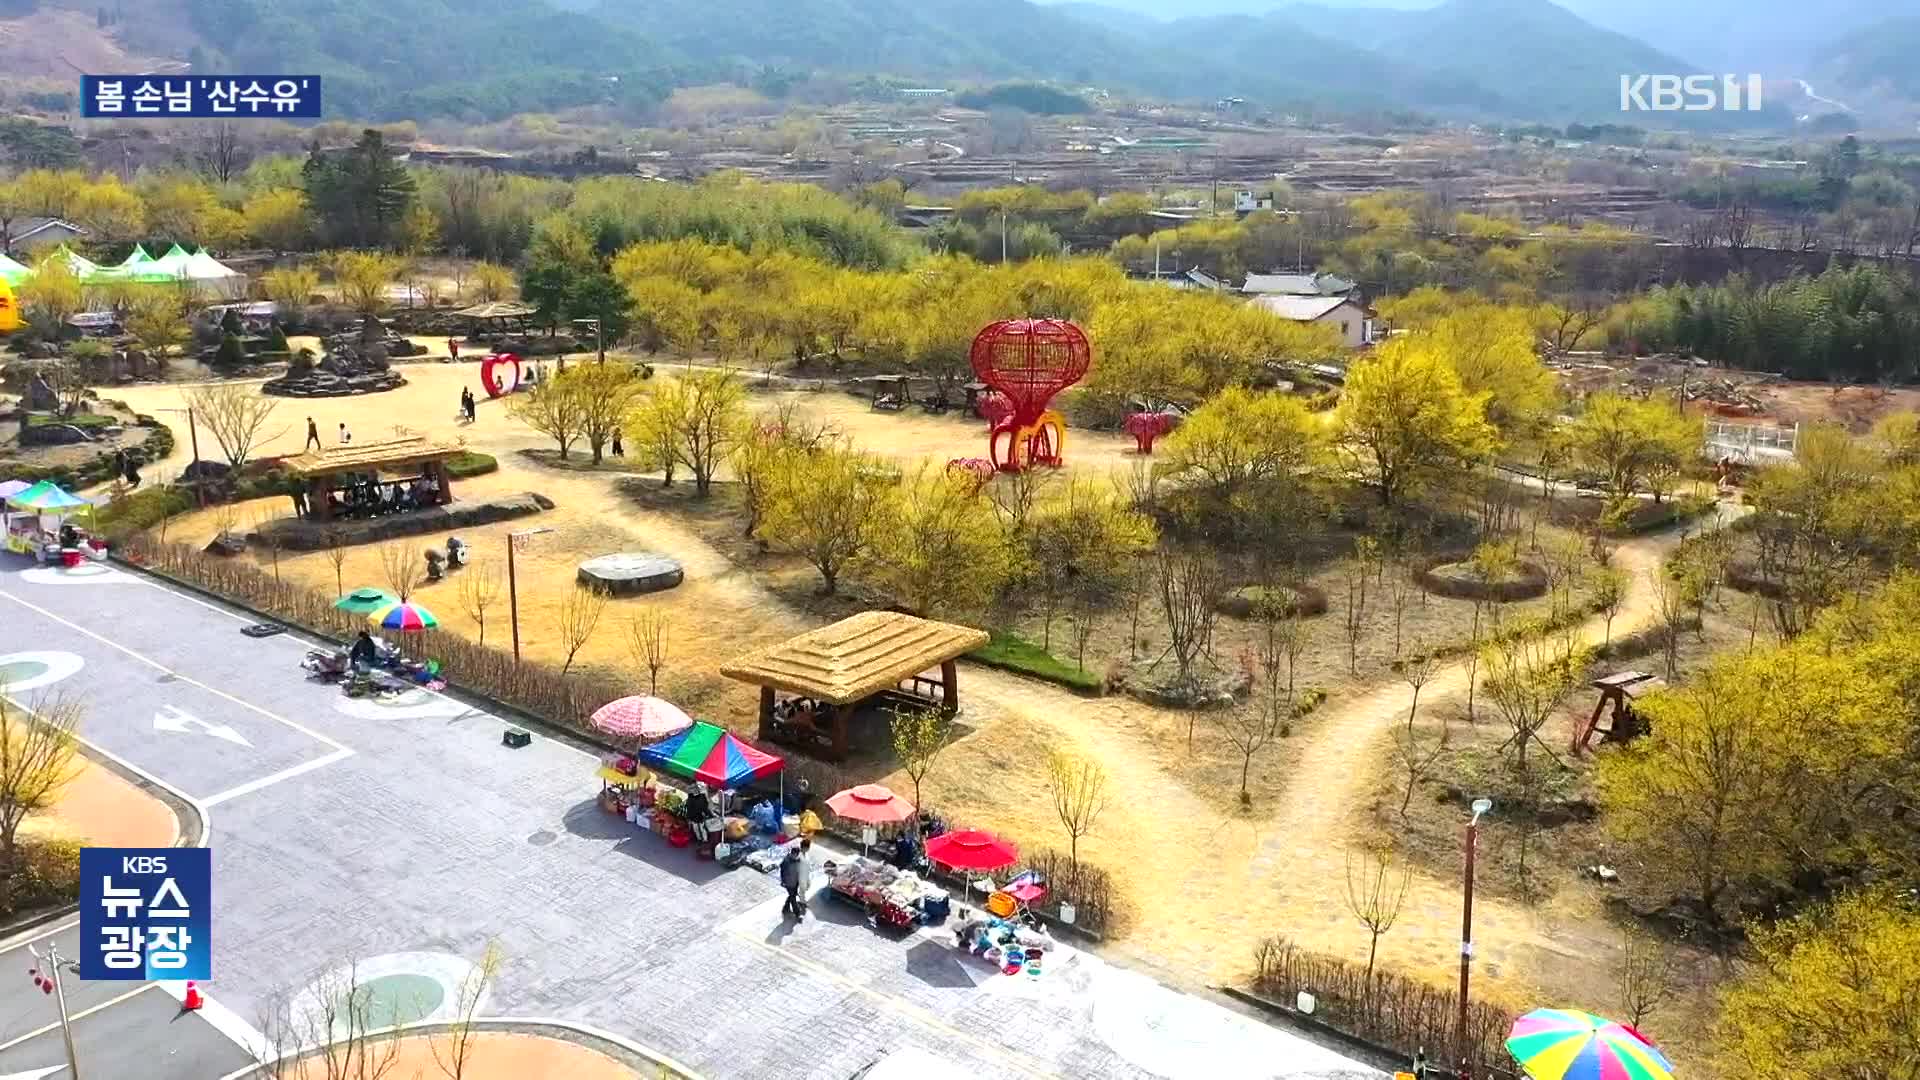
[1000,210,1009,264]
[28,940,82,1079]
[506,526,553,663]
[1456,797,1493,1080]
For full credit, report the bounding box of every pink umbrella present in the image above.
[925,829,1018,872]
[590,696,693,743]
[825,784,916,825]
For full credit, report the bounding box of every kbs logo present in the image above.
[1620,74,1764,112]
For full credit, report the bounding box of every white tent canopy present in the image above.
[183,247,241,281]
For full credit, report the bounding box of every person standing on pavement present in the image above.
[685,782,712,844]
[448,337,460,362]
[779,844,805,918]
[305,417,321,450]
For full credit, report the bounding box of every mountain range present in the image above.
[26,0,1875,125]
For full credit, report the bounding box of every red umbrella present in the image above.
[924,829,1018,872]
[825,784,916,825]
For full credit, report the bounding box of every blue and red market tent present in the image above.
[638,721,784,789]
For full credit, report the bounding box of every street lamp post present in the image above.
[1456,796,1493,1080]
[28,939,81,1079]
[507,526,554,663]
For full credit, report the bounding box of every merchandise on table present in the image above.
[826,856,950,929]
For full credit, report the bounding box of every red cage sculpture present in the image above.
[479,352,523,399]
[969,318,1091,472]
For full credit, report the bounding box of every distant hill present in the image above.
[1555,0,1888,74]
[181,0,675,119]
[5,0,1812,126]
[1815,17,1920,100]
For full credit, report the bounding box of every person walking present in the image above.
[305,416,321,450]
[779,844,805,919]
[338,422,352,445]
[448,337,460,362]
[610,429,624,457]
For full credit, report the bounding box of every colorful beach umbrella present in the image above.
[0,480,33,502]
[1506,1008,1674,1080]
[924,829,1018,872]
[637,720,783,789]
[368,600,438,633]
[590,695,694,742]
[5,480,90,512]
[334,587,399,614]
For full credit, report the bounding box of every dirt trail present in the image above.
[97,367,1726,1012]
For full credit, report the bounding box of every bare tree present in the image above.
[322,529,349,597]
[556,585,609,674]
[430,939,506,1080]
[1392,719,1450,818]
[1252,588,1308,736]
[1482,633,1587,777]
[1154,548,1224,698]
[0,694,81,896]
[1216,703,1275,808]
[1384,558,1414,659]
[625,609,670,695]
[299,959,403,1080]
[184,383,285,469]
[197,121,248,183]
[253,511,285,584]
[457,564,502,647]
[1617,926,1680,1029]
[1340,554,1374,675]
[1045,749,1110,889]
[378,542,421,602]
[1343,846,1412,990]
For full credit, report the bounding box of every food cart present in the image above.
[3,480,98,562]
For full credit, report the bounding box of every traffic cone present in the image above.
[183,981,203,1010]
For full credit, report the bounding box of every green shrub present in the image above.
[215,332,246,367]
[1,837,83,918]
[445,451,498,478]
[94,486,195,540]
[968,631,1103,693]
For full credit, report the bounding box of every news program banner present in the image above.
[80,76,321,118]
[78,848,212,981]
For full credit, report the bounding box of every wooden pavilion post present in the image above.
[830,703,848,760]
[308,477,331,521]
[940,659,959,716]
[758,685,775,741]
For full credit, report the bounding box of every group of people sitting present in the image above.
[314,473,441,520]
[772,696,822,728]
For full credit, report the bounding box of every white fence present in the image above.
[1704,419,1798,464]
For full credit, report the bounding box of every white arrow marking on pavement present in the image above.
[154,704,253,748]
[1,1066,64,1080]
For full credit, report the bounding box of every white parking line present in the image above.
[0,694,214,848]
[0,586,351,755]
[201,747,354,807]
[0,983,161,1053]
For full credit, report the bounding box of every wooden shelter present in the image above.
[1574,670,1665,753]
[280,435,465,522]
[721,611,990,761]
[452,300,537,339]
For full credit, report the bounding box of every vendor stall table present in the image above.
[826,856,949,930]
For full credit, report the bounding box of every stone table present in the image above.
[577,553,684,596]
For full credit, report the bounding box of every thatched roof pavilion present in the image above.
[721,611,989,760]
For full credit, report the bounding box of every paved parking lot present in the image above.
[0,557,1380,1080]
[0,925,254,1080]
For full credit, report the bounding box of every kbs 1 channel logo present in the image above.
[1620,74,1765,113]
[80,75,322,118]
[79,848,212,981]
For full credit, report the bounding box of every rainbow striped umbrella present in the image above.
[368,601,438,633]
[1507,1008,1674,1080]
